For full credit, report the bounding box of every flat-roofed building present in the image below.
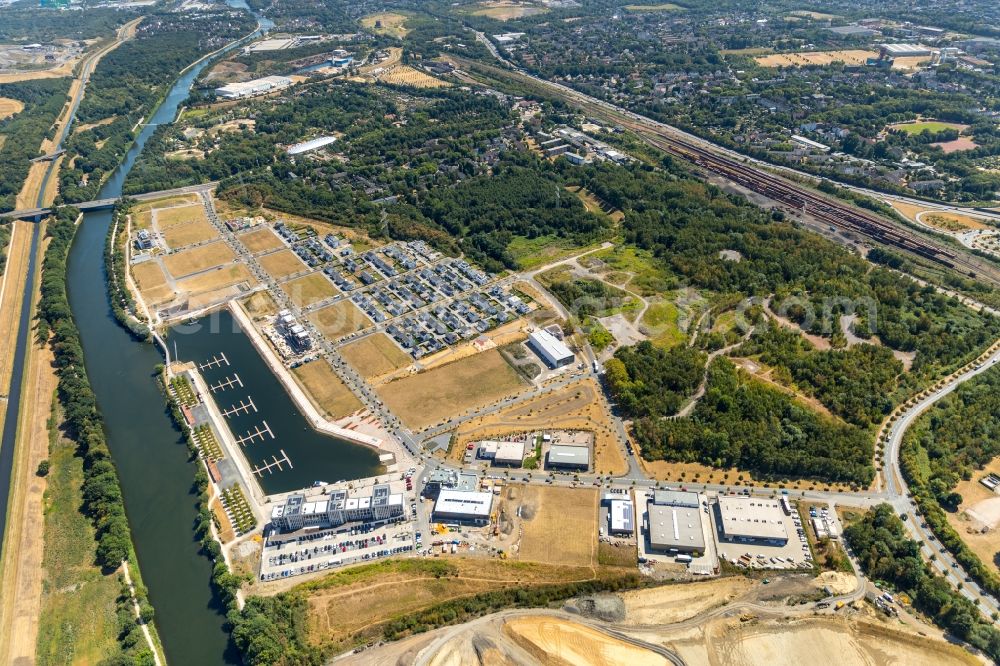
[653,490,700,508]
[271,483,404,532]
[215,75,293,99]
[433,489,493,524]
[527,329,574,368]
[546,444,590,470]
[716,496,789,545]
[494,441,525,467]
[647,501,705,554]
[609,498,635,535]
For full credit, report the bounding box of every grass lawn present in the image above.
[890,120,965,135]
[360,12,410,38]
[642,300,685,347]
[598,542,638,567]
[508,235,590,270]
[594,245,672,297]
[36,407,120,665]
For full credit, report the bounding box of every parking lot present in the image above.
[259,517,417,581]
[714,497,815,571]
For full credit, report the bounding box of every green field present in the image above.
[508,234,595,270]
[890,121,964,135]
[642,300,685,348]
[36,402,120,665]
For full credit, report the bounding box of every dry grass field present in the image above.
[258,249,307,280]
[161,219,219,249]
[308,300,371,340]
[453,378,628,475]
[238,226,285,253]
[241,290,279,319]
[360,12,410,38]
[378,349,525,430]
[292,359,363,420]
[175,264,255,305]
[131,261,174,306]
[0,59,78,83]
[755,49,877,67]
[623,2,682,11]
[297,558,606,654]
[155,203,209,229]
[281,273,339,308]
[162,242,237,279]
[922,211,989,231]
[892,55,934,71]
[472,2,548,20]
[340,332,412,379]
[379,65,450,88]
[0,97,24,120]
[513,485,597,567]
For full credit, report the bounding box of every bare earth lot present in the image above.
[281,272,339,308]
[378,349,526,430]
[131,261,174,305]
[513,485,598,568]
[161,218,219,249]
[341,333,412,379]
[308,300,371,340]
[291,359,363,420]
[755,49,877,67]
[162,241,237,279]
[258,249,308,280]
[238,226,285,253]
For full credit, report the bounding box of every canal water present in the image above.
[65,19,272,666]
[170,310,382,494]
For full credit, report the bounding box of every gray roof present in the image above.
[648,503,706,551]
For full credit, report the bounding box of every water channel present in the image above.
[63,17,273,665]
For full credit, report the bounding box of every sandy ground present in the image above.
[0,229,53,665]
[618,578,753,625]
[0,58,78,84]
[504,615,669,665]
[0,96,24,120]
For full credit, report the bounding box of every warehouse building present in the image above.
[477,440,525,466]
[271,483,405,532]
[433,489,493,524]
[879,43,933,57]
[716,496,789,545]
[647,499,705,554]
[527,329,574,368]
[546,444,590,470]
[215,75,293,99]
[609,498,635,536]
[653,490,700,508]
[287,135,337,155]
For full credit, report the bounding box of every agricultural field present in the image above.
[131,261,173,306]
[160,218,218,249]
[378,349,526,430]
[360,12,410,38]
[257,249,307,280]
[0,97,23,120]
[379,65,449,88]
[291,359,363,420]
[308,300,371,340]
[512,485,598,567]
[162,241,237,279]
[340,332,412,379]
[238,226,284,254]
[755,50,877,68]
[471,2,549,20]
[280,272,339,308]
[454,378,628,475]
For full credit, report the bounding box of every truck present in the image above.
[676,554,693,564]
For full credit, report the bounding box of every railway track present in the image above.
[455,51,1000,287]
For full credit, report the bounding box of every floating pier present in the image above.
[222,396,257,417]
[199,352,229,370]
[209,373,243,393]
[252,449,293,477]
[235,420,274,447]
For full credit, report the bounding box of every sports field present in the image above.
[281,272,338,308]
[131,261,174,305]
[341,333,411,379]
[378,349,525,430]
[162,242,236,279]
[292,359,364,420]
[889,120,967,135]
[308,300,371,340]
[515,485,597,567]
[755,49,876,67]
[472,2,548,20]
[161,219,219,249]
[238,226,284,253]
[258,249,307,279]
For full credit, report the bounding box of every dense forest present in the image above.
[0,6,132,41]
[900,365,1000,601]
[605,342,706,417]
[0,77,71,212]
[846,504,1000,661]
[0,223,10,275]
[629,358,875,485]
[36,207,156,664]
[59,10,255,203]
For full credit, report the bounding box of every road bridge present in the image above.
[0,182,217,221]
